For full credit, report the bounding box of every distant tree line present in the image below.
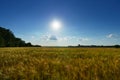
[68,44,120,48]
[0,27,41,47]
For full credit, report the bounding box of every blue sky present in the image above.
[0,0,120,46]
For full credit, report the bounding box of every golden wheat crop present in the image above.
[0,47,120,80]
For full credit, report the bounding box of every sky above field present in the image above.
[0,0,120,46]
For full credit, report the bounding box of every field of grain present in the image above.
[0,47,120,80]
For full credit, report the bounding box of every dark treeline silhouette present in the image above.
[68,44,120,48]
[0,27,41,47]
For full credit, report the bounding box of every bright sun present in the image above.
[50,20,62,30]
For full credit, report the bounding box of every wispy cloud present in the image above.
[31,36,35,39]
[28,33,92,46]
[40,35,49,41]
[40,35,58,41]
[106,34,118,38]
[79,38,89,41]
[58,36,90,42]
[40,34,90,43]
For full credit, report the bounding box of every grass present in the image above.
[0,47,120,80]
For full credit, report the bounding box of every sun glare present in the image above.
[51,20,62,30]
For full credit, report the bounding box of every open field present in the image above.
[0,47,120,80]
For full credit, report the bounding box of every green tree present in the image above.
[26,42,32,47]
[0,35,5,47]
[0,27,33,47]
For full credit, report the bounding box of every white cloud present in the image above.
[58,37,68,41]
[40,34,90,43]
[40,35,58,41]
[106,34,118,38]
[40,35,49,41]
[107,34,114,38]
[31,36,35,39]
[79,38,89,41]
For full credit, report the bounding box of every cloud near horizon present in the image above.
[106,34,119,39]
[40,35,58,41]
[40,34,90,42]
[79,38,89,41]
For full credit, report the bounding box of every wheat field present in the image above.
[0,47,120,80]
